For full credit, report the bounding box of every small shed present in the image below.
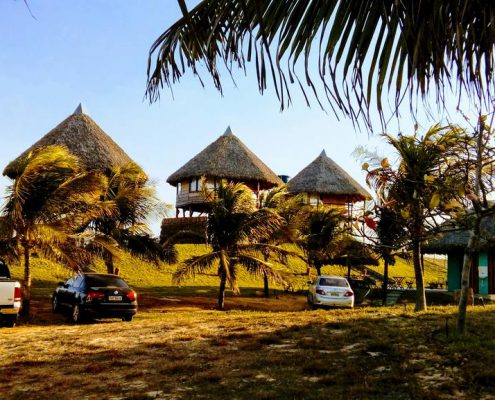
[424,216,495,295]
[287,150,371,207]
[167,127,283,216]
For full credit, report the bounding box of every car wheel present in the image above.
[122,315,133,322]
[3,316,17,328]
[71,304,84,323]
[52,296,60,313]
[307,295,317,310]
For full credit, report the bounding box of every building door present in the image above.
[489,253,495,294]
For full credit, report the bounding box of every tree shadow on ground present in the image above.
[2,304,495,400]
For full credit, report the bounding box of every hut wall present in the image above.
[489,253,495,294]
[479,252,489,295]
[180,179,190,193]
[446,251,495,294]
[320,194,348,205]
[160,217,207,244]
[447,252,462,292]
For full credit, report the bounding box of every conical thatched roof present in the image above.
[4,104,136,179]
[167,127,283,189]
[424,214,495,254]
[287,150,371,201]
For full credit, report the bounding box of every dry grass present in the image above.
[1,294,494,400]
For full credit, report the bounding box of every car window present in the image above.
[84,275,129,288]
[318,278,349,287]
[73,276,84,288]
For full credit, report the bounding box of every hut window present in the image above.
[309,194,319,206]
[190,178,198,192]
[190,178,203,192]
[206,179,215,191]
[177,183,182,194]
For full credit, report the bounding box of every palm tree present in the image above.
[297,206,345,276]
[173,182,290,310]
[372,206,408,306]
[259,186,304,297]
[88,162,168,274]
[366,126,464,311]
[1,145,110,316]
[147,1,495,127]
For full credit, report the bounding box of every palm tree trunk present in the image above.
[457,230,479,335]
[314,261,322,276]
[263,271,269,297]
[21,245,31,317]
[412,237,426,312]
[382,257,389,306]
[457,120,484,335]
[263,253,270,297]
[218,271,227,310]
[104,252,114,274]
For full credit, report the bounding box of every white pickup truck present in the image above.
[0,262,22,327]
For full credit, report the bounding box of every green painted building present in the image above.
[424,217,495,295]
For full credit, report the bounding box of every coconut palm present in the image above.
[365,126,465,311]
[147,1,495,126]
[296,206,346,276]
[259,186,305,296]
[173,182,290,310]
[1,145,111,316]
[372,206,408,305]
[88,162,169,274]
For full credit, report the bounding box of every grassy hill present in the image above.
[8,244,447,299]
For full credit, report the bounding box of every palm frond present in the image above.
[236,243,301,264]
[147,0,495,127]
[235,254,287,285]
[173,251,221,284]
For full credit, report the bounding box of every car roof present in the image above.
[318,275,348,280]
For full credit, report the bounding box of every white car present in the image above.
[307,276,354,309]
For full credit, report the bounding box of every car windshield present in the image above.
[318,278,348,287]
[85,275,129,288]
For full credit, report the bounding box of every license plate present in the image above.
[108,296,122,301]
[330,292,339,297]
[0,308,18,314]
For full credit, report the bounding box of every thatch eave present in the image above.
[424,215,495,254]
[287,150,371,202]
[167,127,283,189]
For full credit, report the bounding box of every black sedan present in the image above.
[52,273,138,323]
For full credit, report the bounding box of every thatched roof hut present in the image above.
[424,215,495,254]
[287,150,371,204]
[167,127,282,189]
[4,104,137,179]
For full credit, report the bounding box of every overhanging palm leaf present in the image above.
[173,251,221,284]
[148,0,495,127]
[235,254,285,283]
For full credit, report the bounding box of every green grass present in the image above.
[1,299,494,400]
[3,245,492,400]
[8,244,447,300]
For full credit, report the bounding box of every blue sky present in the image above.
[0,1,479,234]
